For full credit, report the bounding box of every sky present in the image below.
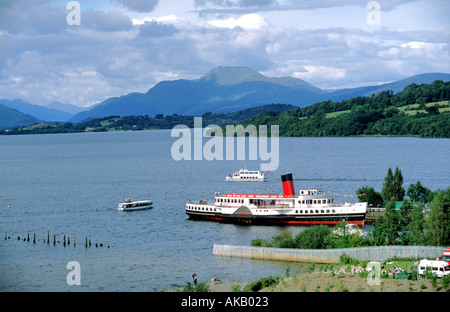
[0,0,449,108]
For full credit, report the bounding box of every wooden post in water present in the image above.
[63,234,66,246]
[85,236,87,247]
[73,237,76,246]
[33,232,36,244]
[27,233,30,242]
[47,231,49,244]
[53,234,56,245]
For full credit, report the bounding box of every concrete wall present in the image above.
[213,244,445,263]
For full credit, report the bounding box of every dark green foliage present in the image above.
[181,281,211,292]
[381,167,405,204]
[407,181,432,204]
[237,80,450,138]
[243,276,281,292]
[357,186,383,207]
[294,226,332,249]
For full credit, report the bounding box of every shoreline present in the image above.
[172,263,449,293]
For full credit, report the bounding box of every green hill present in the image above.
[0,104,42,130]
[232,80,450,138]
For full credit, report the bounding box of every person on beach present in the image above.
[192,273,197,285]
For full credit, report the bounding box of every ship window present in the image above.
[320,210,324,213]
[315,210,319,213]
[326,210,330,213]
[332,209,336,213]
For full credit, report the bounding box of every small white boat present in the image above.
[118,198,153,211]
[226,168,266,182]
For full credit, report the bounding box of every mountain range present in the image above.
[1,66,450,129]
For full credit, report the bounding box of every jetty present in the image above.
[365,208,384,225]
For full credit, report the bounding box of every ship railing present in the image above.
[255,204,292,209]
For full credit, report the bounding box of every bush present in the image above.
[441,274,450,290]
[294,225,332,249]
[181,282,210,292]
[243,276,281,292]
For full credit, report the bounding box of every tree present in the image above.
[393,166,405,201]
[425,105,439,115]
[370,215,388,246]
[383,200,400,244]
[408,202,425,245]
[425,188,450,246]
[356,186,383,207]
[381,167,394,203]
[381,167,405,204]
[397,199,412,245]
[407,181,431,204]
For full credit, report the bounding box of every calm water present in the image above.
[0,130,449,291]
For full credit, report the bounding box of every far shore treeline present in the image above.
[1,80,449,137]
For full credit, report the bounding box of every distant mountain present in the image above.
[324,73,450,102]
[44,101,86,115]
[70,67,450,123]
[0,104,42,130]
[0,99,73,122]
[70,66,327,122]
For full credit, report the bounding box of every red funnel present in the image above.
[281,173,295,197]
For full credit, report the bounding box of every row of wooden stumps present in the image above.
[4,231,110,248]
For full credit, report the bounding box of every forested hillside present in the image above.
[235,80,450,138]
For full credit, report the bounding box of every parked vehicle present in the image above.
[418,259,450,278]
[439,247,450,265]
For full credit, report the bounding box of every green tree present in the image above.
[381,167,405,204]
[383,200,400,244]
[381,167,394,203]
[370,215,388,246]
[407,181,431,204]
[424,188,450,246]
[393,167,405,201]
[356,186,383,207]
[397,199,412,245]
[407,202,425,245]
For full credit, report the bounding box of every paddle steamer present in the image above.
[186,173,367,227]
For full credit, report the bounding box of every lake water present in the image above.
[0,130,449,291]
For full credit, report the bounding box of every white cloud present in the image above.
[293,65,346,81]
[208,13,268,29]
[400,41,447,50]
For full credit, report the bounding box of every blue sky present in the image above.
[0,0,448,107]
